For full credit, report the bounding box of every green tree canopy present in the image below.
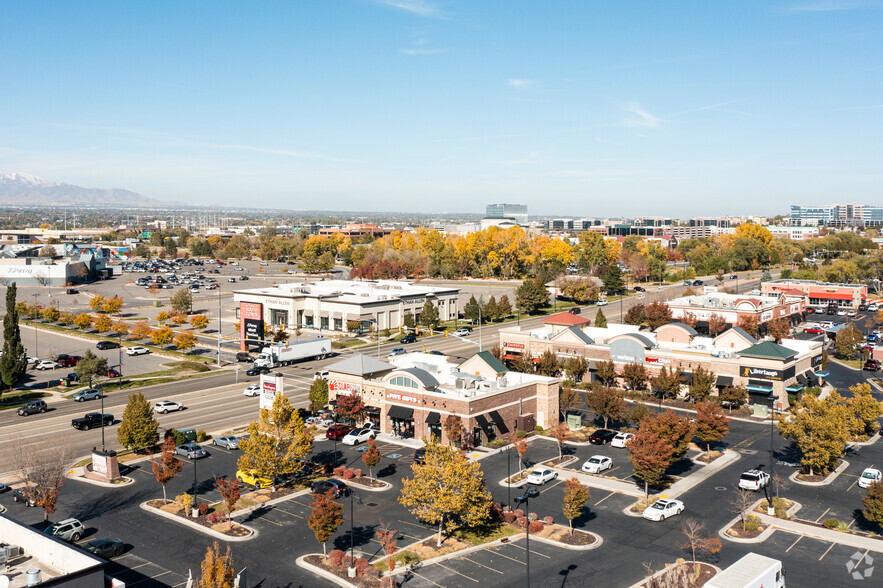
[117,391,160,451]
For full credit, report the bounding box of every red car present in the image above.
[804,327,824,334]
[325,424,354,440]
[104,369,121,378]
[56,355,83,368]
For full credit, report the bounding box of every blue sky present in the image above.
[2,1,882,216]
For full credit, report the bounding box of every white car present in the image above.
[525,468,558,485]
[244,384,261,397]
[847,310,857,317]
[453,328,472,337]
[26,356,40,366]
[35,360,59,370]
[154,400,185,414]
[643,498,684,522]
[126,346,150,356]
[859,467,883,489]
[341,428,376,446]
[581,456,612,474]
[611,432,634,448]
[596,299,608,306]
[738,469,770,491]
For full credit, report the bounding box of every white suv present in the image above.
[44,518,84,542]
[738,469,770,491]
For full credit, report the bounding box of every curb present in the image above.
[66,473,135,488]
[627,562,723,588]
[347,479,393,493]
[789,459,849,486]
[718,509,777,545]
[140,501,257,542]
[851,432,881,447]
[295,555,358,588]
[527,529,603,551]
[231,488,312,519]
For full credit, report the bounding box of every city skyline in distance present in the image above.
[3,1,882,216]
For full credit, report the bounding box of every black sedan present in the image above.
[311,479,351,498]
[588,429,617,445]
[401,334,417,344]
[633,286,645,292]
[83,538,125,559]
[0,482,8,493]
[246,365,271,376]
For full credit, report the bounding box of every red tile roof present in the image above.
[542,312,592,326]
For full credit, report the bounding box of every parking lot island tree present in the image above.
[621,362,649,391]
[190,314,209,330]
[594,360,617,386]
[199,541,235,588]
[398,439,493,547]
[89,295,105,312]
[214,475,241,523]
[847,383,883,437]
[550,423,570,458]
[75,350,108,387]
[101,295,124,315]
[512,434,528,475]
[642,411,694,462]
[171,289,193,314]
[308,490,344,557]
[117,391,160,451]
[362,437,382,481]
[679,518,722,575]
[334,393,366,425]
[0,283,28,392]
[562,477,591,535]
[651,365,682,401]
[627,429,675,503]
[238,393,313,483]
[585,386,627,429]
[688,366,716,402]
[309,377,329,411]
[694,401,730,455]
[111,321,130,337]
[151,325,175,347]
[835,323,863,359]
[74,312,93,331]
[93,315,112,333]
[778,392,852,476]
[11,438,73,521]
[129,321,153,341]
[173,330,198,352]
[862,481,883,526]
[151,437,183,501]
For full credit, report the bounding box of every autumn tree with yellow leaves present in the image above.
[238,393,313,483]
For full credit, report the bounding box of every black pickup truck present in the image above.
[71,412,114,431]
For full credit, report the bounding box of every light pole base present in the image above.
[767,506,775,516]
[347,567,356,578]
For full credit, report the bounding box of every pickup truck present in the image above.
[71,412,114,431]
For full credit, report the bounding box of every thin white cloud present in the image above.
[507,79,534,88]
[624,102,664,128]
[401,47,446,55]
[547,169,640,178]
[491,151,542,167]
[376,0,447,18]
[783,0,881,12]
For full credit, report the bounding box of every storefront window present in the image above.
[334,318,342,331]
[304,315,314,328]
[473,426,482,447]
[320,316,329,330]
[391,417,415,439]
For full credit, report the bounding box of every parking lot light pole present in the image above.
[768,396,776,512]
[515,488,539,588]
[217,286,222,366]
[348,491,363,574]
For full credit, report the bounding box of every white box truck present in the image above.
[706,553,785,588]
[253,339,333,368]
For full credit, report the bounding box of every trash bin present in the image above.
[26,569,41,586]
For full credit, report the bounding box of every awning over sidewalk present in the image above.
[388,405,414,420]
[746,379,774,393]
[716,376,734,388]
[475,414,494,436]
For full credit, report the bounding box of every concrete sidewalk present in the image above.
[667,450,740,498]
[545,466,644,497]
[755,512,883,553]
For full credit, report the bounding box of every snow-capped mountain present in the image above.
[0,173,172,207]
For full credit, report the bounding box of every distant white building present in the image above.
[767,226,820,241]
[233,279,460,333]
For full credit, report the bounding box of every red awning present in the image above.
[501,354,520,360]
[531,357,542,363]
[815,292,852,300]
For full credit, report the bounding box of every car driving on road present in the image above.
[244,384,261,396]
[154,400,185,413]
[126,346,150,356]
[73,389,102,402]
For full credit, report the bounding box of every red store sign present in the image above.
[505,342,525,349]
[387,392,419,404]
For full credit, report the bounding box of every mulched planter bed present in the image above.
[304,554,381,588]
[636,562,717,588]
[542,455,574,467]
[350,476,387,488]
[780,517,883,541]
[146,500,251,537]
[725,520,765,539]
[795,460,843,483]
[532,525,595,546]
[694,451,723,464]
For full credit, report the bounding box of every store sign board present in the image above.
[330,380,361,396]
[387,392,419,404]
[260,373,283,410]
[504,342,525,349]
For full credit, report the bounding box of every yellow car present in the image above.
[235,469,273,489]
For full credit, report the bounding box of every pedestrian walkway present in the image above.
[754,511,883,553]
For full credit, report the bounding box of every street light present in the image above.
[216,285,222,366]
[348,491,363,574]
[32,293,39,357]
[514,487,540,588]
[766,395,777,512]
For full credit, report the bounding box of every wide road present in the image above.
[0,271,770,477]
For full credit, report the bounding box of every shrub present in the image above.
[515,516,527,530]
[489,502,504,521]
[175,493,193,509]
[527,512,537,522]
[543,516,554,525]
[197,503,210,516]
[327,549,346,568]
[823,518,848,531]
[207,512,223,524]
[323,462,334,475]
[353,468,362,478]
[514,508,524,518]
[528,520,544,533]
[334,466,346,477]
[343,468,355,480]
[744,515,760,532]
[762,498,789,519]
[502,511,517,524]
[516,430,528,439]
[354,557,371,577]
[196,430,209,442]
[170,429,187,446]
[534,425,544,432]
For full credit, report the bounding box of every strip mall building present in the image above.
[499,314,825,411]
[761,279,867,309]
[324,351,559,446]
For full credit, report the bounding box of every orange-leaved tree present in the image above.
[151,437,183,501]
[308,490,344,557]
[362,437,382,481]
[214,475,241,522]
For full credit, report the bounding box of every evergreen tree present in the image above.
[0,283,28,392]
[496,294,512,318]
[484,296,499,321]
[601,264,625,295]
[464,295,481,323]
[117,392,160,451]
[309,378,329,411]
[594,308,607,328]
[418,299,440,330]
[515,279,549,314]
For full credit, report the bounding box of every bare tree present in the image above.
[642,561,692,588]
[679,518,722,574]
[10,436,73,521]
[730,487,755,531]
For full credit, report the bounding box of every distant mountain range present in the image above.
[0,173,174,207]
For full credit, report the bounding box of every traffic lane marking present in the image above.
[537,479,564,495]
[505,542,552,559]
